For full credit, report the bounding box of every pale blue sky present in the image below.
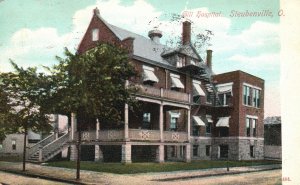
[0,0,280,117]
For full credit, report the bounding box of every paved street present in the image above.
[0,171,71,185]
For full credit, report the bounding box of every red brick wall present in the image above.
[213,70,264,137]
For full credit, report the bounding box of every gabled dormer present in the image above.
[161,20,205,74]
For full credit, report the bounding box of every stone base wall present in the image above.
[264,145,281,159]
[191,137,264,161]
[238,139,264,160]
[70,145,77,161]
[191,137,212,160]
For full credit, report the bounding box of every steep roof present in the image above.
[96,14,173,67]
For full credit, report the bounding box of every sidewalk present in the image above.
[0,162,281,185]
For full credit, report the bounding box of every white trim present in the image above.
[169,111,181,118]
[246,115,258,119]
[243,82,262,90]
[216,82,233,87]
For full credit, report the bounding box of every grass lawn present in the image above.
[0,155,23,162]
[46,160,281,174]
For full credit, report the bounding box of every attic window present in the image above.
[92,28,99,41]
[177,56,186,68]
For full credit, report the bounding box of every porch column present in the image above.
[159,104,164,142]
[71,113,77,140]
[70,145,77,161]
[94,145,103,162]
[121,144,132,163]
[124,104,129,141]
[156,144,164,163]
[96,119,100,140]
[185,144,191,163]
[187,108,191,141]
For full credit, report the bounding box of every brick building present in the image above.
[26,8,264,163]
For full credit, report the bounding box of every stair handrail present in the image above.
[41,132,69,160]
[27,133,56,158]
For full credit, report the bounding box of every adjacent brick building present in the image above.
[26,8,265,163]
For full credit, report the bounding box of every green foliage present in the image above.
[49,43,138,122]
[0,62,53,136]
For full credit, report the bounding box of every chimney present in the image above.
[206,50,213,70]
[182,20,191,45]
[148,29,162,44]
[93,7,100,16]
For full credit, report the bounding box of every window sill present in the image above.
[243,104,261,109]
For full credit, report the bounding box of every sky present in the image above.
[0,0,281,117]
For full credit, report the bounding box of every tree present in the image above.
[49,43,138,180]
[0,62,53,171]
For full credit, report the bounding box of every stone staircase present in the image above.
[27,132,69,162]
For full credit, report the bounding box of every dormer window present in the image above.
[176,56,186,68]
[92,28,99,41]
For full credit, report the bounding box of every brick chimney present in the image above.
[206,50,213,70]
[182,20,191,45]
[93,7,100,16]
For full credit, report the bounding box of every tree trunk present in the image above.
[22,129,27,171]
[76,125,81,180]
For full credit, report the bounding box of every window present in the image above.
[219,127,229,137]
[218,92,231,106]
[246,118,251,137]
[12,140,16,150]
[170,117,178,131]
[206,122,211,134]
[206,145,211,156]
[193,145,198,156]
[219,145,228,158]
[246,116,258,137]
[170,146,176,157]
[176,56,186,67]
[192,126,200,136]
[170,73,184,90]
[250,146,255,157]
[243,85,251,105]
[142,113,151,129]
[92,28,99,41]
[142,65,158,85]
[252,89,261,108]
[253,119,257,137]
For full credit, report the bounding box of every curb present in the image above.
[155,167,282,182]
[0,169,88,185]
